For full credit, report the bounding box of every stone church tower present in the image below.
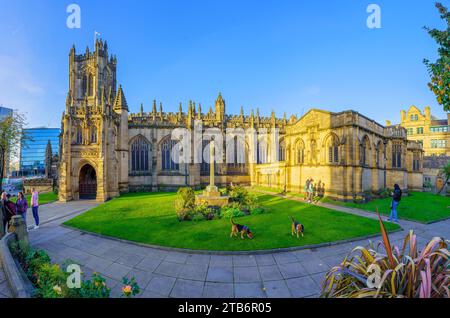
[59,39,128,201]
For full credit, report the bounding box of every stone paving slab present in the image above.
[20,199,450,299]
[170,279,204,298]
[263,280,292,298]
[203,282,234,298]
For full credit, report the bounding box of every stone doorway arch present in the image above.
[79,164,97,200]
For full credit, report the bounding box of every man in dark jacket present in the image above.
[388,184,402,223]
[1,191,8,236]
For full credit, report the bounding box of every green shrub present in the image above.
[377,188,391,198]
[174,187,196,221]
[228,185,258,211]
[423,181,433,189]
[33,263,68,298]
[250,207,265,215]
[193,204,218,221]
[220,206,245,219]
[176,208,195,221]
[192,213,205,222]
[76,273,111,298]
[176,187,196,208]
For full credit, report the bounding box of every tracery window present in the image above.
[131,136,151,173]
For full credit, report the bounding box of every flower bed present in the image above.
[8,240,140,298]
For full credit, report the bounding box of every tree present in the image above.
[0,111,28,193]
[424,3,450,112]
[437,160,450,194]
[45,140,53,178]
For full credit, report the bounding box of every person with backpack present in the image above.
[388,184,402,223]
[16,191,28,228]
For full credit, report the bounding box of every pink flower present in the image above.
[122,285,132,295]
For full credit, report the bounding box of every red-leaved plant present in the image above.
[321,209,450,298]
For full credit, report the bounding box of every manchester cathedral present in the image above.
[59,40,424,202]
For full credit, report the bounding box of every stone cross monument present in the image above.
[209,140,216,190]
[195,140,229,207]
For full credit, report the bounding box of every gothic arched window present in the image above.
[226,136,248,175]
[227,136,246,167]
[413,152,421,171]
[310,140,317,164]
[295,139,305,165]
[90,126,98,144]
[257,138,268,164]
[131,136,151,173]
[376,141,384,168]
[360,136,370,166]
[392,141,402,169]
[326,134,339,164]
[76,125,83,144]
[161,138,180,171]
[279,138,286,162]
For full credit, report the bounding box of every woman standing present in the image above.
[31,188,40,229]
[16,192,28,228]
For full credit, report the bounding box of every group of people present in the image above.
[302,177,402,224]
[1,188,40,234]
[304,178,325,203]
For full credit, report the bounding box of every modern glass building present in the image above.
[19,128,61,177]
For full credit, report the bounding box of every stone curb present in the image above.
[61,224,403,256]
[0,233,33,298]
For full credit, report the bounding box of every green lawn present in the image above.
[11,192,58,206]
[64,192,399,251]
[251,186,285,194]
[322,192,450,224]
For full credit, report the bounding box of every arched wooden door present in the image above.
[79,164,97,200]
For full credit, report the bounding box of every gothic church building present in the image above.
[59,40,424,202]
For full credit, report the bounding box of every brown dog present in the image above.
[290,216,304,239]
[230,218,253,239]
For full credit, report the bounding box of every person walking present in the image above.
[16,191,28,229]
[1,191,8,236]
[388,184,402,223]
[31,188,40,229]
[304,178,310,202]
[306,178,314,203]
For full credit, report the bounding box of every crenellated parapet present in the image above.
[127,94,286,133]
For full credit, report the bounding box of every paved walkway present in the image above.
[25,198,450,298]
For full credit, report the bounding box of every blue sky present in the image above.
[0,0,448,128]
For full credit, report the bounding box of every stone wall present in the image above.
[23,179,53,195]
